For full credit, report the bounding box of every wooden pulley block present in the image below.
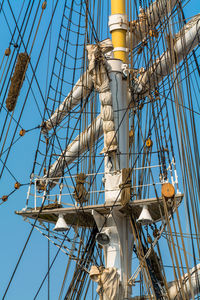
[129,129,134,138]
[5,48,11,56]
[42,1,47,9]
[147,235,152,244]
[153,228,159,238]
[137,47,143,55]
[161,183,175,199]
[2,195,8,202]
[14,182,21,189]
[19,129,26,136]
[146,138,153,148]
[167,198,174,208]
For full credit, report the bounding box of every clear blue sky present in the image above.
[0,0,200,299]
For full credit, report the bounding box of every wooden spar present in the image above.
[41,70,94,134]
[128,0,177,48]
[136,14,200,93]
[41,38,112,134]
[110,0,178,61]
[168,263,200,299]
[38,115,103,185]
[40,11,200,183]
[42,14,200,167]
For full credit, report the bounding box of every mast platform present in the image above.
[16,194,183,227]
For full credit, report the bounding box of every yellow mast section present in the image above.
[110,0,127,62]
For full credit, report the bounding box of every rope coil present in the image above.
[119,168,132,206]
[74,173,88,204]
[6,52,29,112]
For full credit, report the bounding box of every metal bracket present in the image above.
[92,209,106,231]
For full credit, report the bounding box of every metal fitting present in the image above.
[108,14,128,32]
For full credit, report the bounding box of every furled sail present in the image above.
[168,264,200,299]
[41,70,93,134]
[4,0,200,299]
[135,14,200,93]
[128,0,177,48]
[39,115,103,187]
[41,39,113,134]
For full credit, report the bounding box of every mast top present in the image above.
[109,0,127,62]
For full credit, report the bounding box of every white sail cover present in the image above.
[168,263,200,299]
[42,39,113,134]
[39,41,117,184]
[44,115,103,183]
[128,0,177,48]
[86,43,117,153]
[41,70,93,134]
[90,266,121,300]
[137,14,200,92]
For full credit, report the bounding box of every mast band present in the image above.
[109,14,128,32]
[113,47,128,52]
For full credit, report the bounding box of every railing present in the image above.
[25,161,180,210]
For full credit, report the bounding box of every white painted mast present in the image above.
[90,1,133,299]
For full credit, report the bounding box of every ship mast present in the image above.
[14,0,200,298]
[110,0,127,63]
[92,0,133,298]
